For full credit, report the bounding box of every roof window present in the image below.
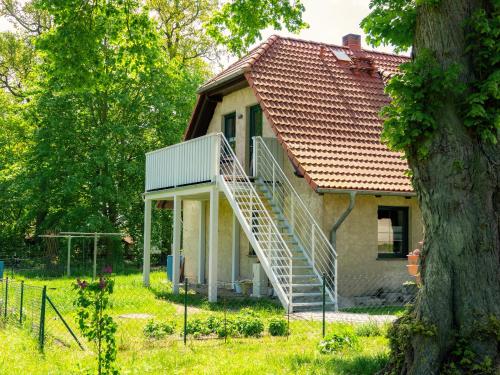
[331,49,352,62]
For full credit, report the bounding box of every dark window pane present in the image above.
[249,105,262,174]
[377,206,409,257]
[223,113,236,150]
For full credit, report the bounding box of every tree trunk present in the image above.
[404,0,500,373]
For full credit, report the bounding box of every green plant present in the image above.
[318,326,359,354]
[143,320,175,340]
[74,275,118,375]
[235,310,264,337]
[185,317,212,338]
[355,322,382,337]
[268,317,288,336]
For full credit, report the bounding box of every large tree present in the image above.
[362,1,499,373]
[0,0,306,257]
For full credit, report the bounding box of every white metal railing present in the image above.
[216,134,294,310]
[145,134,219,191]
[254,137,338,307]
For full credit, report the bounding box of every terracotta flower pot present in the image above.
[407,254,419,265]
[407,264,419,276]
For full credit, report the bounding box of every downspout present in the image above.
[329,191,357,250]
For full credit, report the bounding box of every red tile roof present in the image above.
[189,35,413,194]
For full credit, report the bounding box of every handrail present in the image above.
[254,137,337,307]
[217,133,294,309]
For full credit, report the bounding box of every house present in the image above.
[142,34,423,312]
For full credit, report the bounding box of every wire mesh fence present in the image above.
[0,270,416,360]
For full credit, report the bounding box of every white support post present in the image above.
[290,195,295,231]
[214,134,221,179]
[231,213,240,289]
[272,163,276,203]
[208,187,219,302]
[197,201,206,284]
[172,195,182,294]
[93,233,98,281]
[143,199,152,287]
[311,224,316,266]
[67,236,72,277]
[252,137,258,177]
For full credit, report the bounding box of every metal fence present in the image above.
[0,271,416,362]
[0,278,83,351]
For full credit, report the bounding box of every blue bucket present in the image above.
[166,255,184,281]
[0,261,4,279]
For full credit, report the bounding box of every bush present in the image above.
[143,320,175,339]
[215,318,236,338]
[235,310,264,337]
[185,317,213,338]
[268,317,288,336]
[318,326,358,354]
[355,322,382,337]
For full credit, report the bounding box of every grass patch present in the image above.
[0,271,390,374]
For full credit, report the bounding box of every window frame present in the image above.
[377,206,410,259]
[223,112,237,150]
[247,104,263,174]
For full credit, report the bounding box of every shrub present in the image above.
[355,321,382,337]
[235,310,264,337]
[268,317,288,336]
[185,317,212,338]
[318,326,358,354]
[143,320,175,339]
[215,318,236,338]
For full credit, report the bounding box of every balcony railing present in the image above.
[145,134,219,192]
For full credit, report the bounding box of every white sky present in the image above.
[258,0,394,52]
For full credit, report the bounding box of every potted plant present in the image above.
[407,245,422,285]
[407,248,420,265]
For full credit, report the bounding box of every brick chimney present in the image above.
[342,34,361,51]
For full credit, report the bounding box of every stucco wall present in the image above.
[323,194,423,298]
[182,86,424,299]
[182,197,258,285]
[206,86,273,170]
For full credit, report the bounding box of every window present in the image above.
[248,104,262,174]
[377,206,409,258]
[223,112,236,150]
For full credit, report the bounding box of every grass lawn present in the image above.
[0,272,390,374]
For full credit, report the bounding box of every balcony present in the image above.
[145,134,220,192]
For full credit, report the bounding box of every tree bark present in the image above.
[404,0,500,373]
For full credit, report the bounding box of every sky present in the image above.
[257,0,394,53]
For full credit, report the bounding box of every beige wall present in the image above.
[323,194,423,298]
[183,197,258,285]
[206,86,273,169]
[182,86,424,299]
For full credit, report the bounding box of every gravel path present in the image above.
[290,311,397,324]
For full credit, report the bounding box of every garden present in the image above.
[0,271,393,374]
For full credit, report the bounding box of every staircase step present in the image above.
[292,292,322,297]
[292,302,335,308]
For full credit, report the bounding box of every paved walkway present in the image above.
[290,311,397,324]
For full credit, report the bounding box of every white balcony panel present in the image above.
[145,134,217,191]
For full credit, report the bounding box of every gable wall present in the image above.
[181,86,424,299]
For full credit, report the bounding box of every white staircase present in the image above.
[217,135,337,312]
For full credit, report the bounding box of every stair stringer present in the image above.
[217,176,293,311]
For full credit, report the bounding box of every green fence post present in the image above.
[322,273,326,338]
[183,278,188,346]
[39,286,47,351]
[4,277,8,319]
[19,280,24,324]
[223,297,227,344]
